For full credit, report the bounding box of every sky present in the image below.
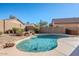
[0,3,79,23]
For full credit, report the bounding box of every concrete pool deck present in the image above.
[0,34,79,56]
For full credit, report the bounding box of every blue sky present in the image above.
[0,3,79,23]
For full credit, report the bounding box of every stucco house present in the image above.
[0,16,25,33]
[25,24,35,31]
[52,17,79,28]
[52,17,79,35]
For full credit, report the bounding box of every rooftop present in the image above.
[52,17,79,24]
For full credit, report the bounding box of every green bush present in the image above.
[12,27,19,33]
[12,27,24,34]
[16,28,24,36]
[34,28,40,33]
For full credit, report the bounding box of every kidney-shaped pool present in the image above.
[16,34,68,52]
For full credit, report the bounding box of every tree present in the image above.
[49,23,53,27]
[9,15,17,19]
[39,20,48,27]
[26,22,30,24]
[34,20,49,33]
[34,23,40,33]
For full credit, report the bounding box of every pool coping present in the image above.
[15,33,72,46]
[15,34,79,56]
[15,35,33,45]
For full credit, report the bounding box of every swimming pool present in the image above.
[16,34,68,52]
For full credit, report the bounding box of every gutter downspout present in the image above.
[3,19,5,33]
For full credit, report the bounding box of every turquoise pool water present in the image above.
[16,35,68,52]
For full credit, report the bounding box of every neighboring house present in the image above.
[51,17,79,34]
[25,24,35,31]
[0,18,25,33]
[52,17,79,28]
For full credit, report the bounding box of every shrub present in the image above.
[12,27,19,33]
[5,29,12,34]
[34,28,40,33]
[16,28,24,36]
[12,27,24,35]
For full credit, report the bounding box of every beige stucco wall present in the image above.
[40,27,53,33]
[0,20,4,32]
[0,19,25,33]
[40,26,65,34]
[53,26,65,33]
[54,23,79,28]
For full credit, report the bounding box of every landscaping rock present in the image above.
[3,43,15,48]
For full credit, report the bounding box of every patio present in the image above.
[0,34,79,56]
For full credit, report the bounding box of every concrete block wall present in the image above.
[40,26,65,34]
